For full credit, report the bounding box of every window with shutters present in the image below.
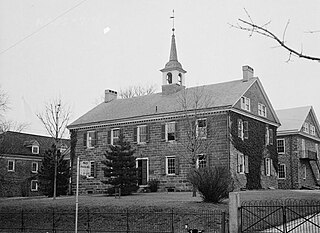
[166,156,176,175]
[265,158,272,176]
[111,128,120,145]
[162,122,176,142]
[196,118,207,139]
[196,154,206,168]
[87,131,97,148]
[277,139,285,154]
[237,154,245,174]
[238,119,248,140]
[137,125,148,144]
[265,126,273,145]
[278,164,286,179]
[241,96,251,112]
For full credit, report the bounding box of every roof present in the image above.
[69,77,264,128]
[276,106,313,133]
[0,131,70,157]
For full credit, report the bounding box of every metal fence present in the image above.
[0,208,228,233]
[240,199,320,233]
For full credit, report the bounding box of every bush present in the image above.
[147,179,160,192]
[187,166,233,203]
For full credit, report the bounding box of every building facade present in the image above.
[68,28,281,194]
[276,106,320,189]
[0,131,70,197]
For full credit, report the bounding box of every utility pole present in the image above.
[53,102,61,200]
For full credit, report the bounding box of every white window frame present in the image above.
[31,180,38,191]
[80,160,95,178]
[238,154,245,174]
[89,161,95,178]
[166,122,176,142]
[265,158,271,176]
[258,103,267,117]
[111,128,120,145]
[310,125,316,136]
[166,156,176,175]
[31,162,38,173]
[137,125,147,144]
[196,154,206,169]
[196,118,207,139]
[278,164,286,179]
[8,160,15,172]
[238,119,244,140]
[241,96,251,112]
[32,145,39,154]
[303,164,307,179]
[277,139,285,154]
[87,131,96,148]
[303,122,309,133]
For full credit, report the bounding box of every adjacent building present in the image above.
[0,131,70,197]
[68,27,281,194]
[276,106,320,189]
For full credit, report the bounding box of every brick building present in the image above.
[68,27,281,194]
[276,106,320,189]
[0,131,70,197]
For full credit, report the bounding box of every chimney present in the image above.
[105,89,117,102]
[242,65,254,82]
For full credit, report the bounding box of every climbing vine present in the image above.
[230,112,278,189]
[69,130,77,195]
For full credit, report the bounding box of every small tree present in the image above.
[187,166,232,203]
[101,134,138,195]
[38,145,70,197]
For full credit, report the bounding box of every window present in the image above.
[302,139,306,157]
[241,96,251,112]
[265,126,273,145]
[31,162,38,173]
[166,156,176,175]
[277,139,285,154]
[303,164,307,179]
[196,154,207,168]
[178,73,182,85]
[258,103,267,117]
[8,160,15,172]
[303,122,309,133]
[278,164,286,179]
[31,180,38,191]
[265,158,272,176]
[90,161,96,178]
[196,118,207,139]
[237,154,245,174]
[87,131,97,148]
[310,125,316,136]
[111,128,120,145]
[80,161,96,178]
[238,119,248,140]
[167,72,172,84]
[162,122,176,142]
[32,145,39,154]
[138,125,148,143]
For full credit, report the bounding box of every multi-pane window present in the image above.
[278,164,286,179]
[265,126,273,145]
[31,180,38,191]
[90,161,96,178]
[238,119,248,140]
[196,154,206,168]
[162,122,176,142]
[87,131,97,148]
[196,119,207,139]
[8,160,15,172]
[112,129,120,145]
[166,157,176,175]
[32,145,39,154]
[31,162,38,173]
[258,103,267,117]
[80,161,96,178]
[265,158,272,176]
[310,125,316,136]
[277,139,285,154]
[237,154,245,174]
[303,122,309,133]
[241,96,251,112]
[138,125,147,143]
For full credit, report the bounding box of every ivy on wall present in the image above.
[230,112,278,189]
[69,130,77,195]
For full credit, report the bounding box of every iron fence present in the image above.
[0,208,228,233]
[240,199,320,232]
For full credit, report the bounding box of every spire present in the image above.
[169,34,178,61]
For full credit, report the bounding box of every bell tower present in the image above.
[160,10,187,95]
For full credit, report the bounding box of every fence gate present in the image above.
[240,199,320,232]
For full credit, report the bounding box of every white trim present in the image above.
[136,157,149,186]
[165,122,176,142]
[87,131,95,148]
[277,138,285,154]
[278,163,286,179]
[265,158,271,176]
[137,125,147,144]
[32,145,39,154]
[31,162,38,173]
[196,154,206,169]
[31,180,38,191]
[258,103,267,118]
[165,156,176,175]
[111,128,120,145]
[231,109,280,127]
[8,160,15,172]
[1,155,42,161]
[277,131,320,142]
[196,118,207,139]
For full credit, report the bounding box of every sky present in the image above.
[1,0,320,138]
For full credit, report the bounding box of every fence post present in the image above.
[21,209,24,232]
[282,204,287,233]
[52,208,55,233]
[171,209,174,233]
[229,192,241,233]
[221,211,226,233]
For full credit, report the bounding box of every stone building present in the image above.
[276,106,320,189]
[0,131,70,197]
[68,27,280,194]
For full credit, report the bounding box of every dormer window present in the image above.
[32,145,39,154]
[166,72,172,84]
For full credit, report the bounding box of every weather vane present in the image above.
[170,9,175,33]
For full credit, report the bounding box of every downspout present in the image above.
[290,135,294,188]
[227,111,231,173]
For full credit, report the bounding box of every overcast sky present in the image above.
[1,0,320,137]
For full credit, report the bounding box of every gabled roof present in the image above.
[276,106,320,135]
[68,77,277,129]
[0,131,70,157]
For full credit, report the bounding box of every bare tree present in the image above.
[36,98,71,200]
[119,85,156,99]
[0,87,9,115]
[230,9,320,62]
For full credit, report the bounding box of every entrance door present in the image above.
[137,159,148,185]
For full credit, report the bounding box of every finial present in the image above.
[170,9,175,34]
